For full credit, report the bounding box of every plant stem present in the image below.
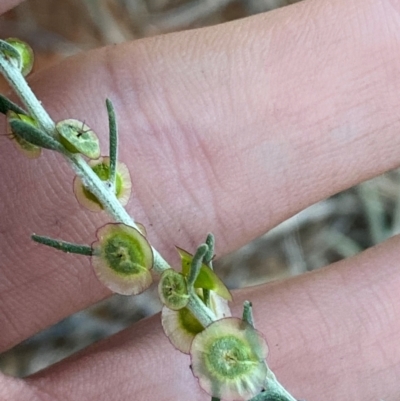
[246,372,297,401]
[2,41,300,401]
[243,302,297,401]
[67,153,170,273]
[0,54,55,133]
[1,46,214,325]
[264,371,297,401]
[187,289,216,328]
[0,51,171,275]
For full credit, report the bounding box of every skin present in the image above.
[1,0,400,399]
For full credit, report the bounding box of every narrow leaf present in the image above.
[32,234,93,256]
[106,99,118,188]
[9,119,63,152]
[204,233,215,264]
[242,300,254,328]
[188,244,207,288]
[0,94,26,115]
[203,233,215,305]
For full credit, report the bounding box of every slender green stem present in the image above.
[69,153,133,224]
[106,98,118,190]
[152,252,170,274]
[0,43,230,360]
[263,371,297,401]
[243,301,298,401]
[0,54,55,133]
[32,234,93,256]
[186,290,216,328]
[3,38,300,401]
[0,55,170,274]
[244,359,297,401]
[67,154,170,273]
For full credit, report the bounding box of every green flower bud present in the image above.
[56,119,100,159]
[91,223,153,295]
[158,269,189,310]
[6,111,41,158]
[190,318,268,401]
[74,156,132,212]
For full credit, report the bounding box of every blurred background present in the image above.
[0,0,398,378]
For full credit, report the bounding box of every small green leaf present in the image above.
[32,234,93,256]
[7,111,42,158]
[106,99,118,187]
[204,233,215,264]
[9,118,63,152]
[0,94,26,115]
[242,301,254,328]
[177,247,232,301]
[56,119,100,159]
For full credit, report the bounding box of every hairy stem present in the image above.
[0,53,55,133]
